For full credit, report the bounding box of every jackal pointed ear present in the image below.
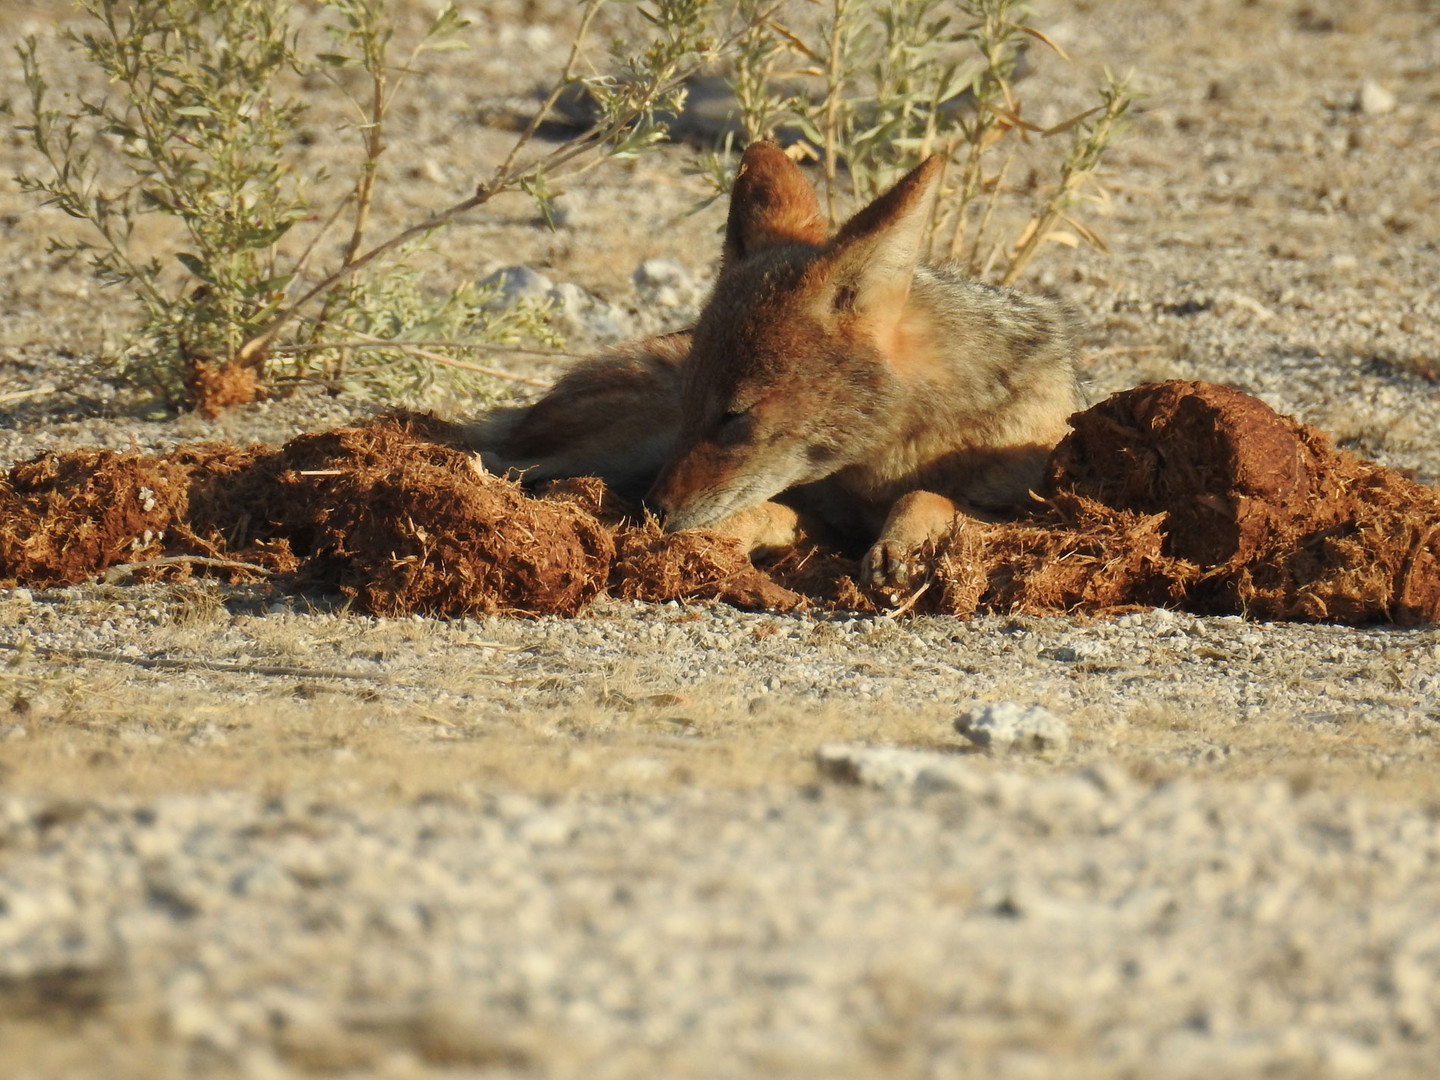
[820,155,943,322]
[722,143,828,270]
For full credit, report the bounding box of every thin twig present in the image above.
[315,328,551,386]
[1000,203,1063,286]
[394,350,550,386]
[496,0,605,178]
[100,555,276,584]
[967,149,1014,274]
[269,338,587,360]
[922,147,953,263]
[884,579,931,619]
[822,0,849,225]
[0,384,58,406]
[291,192,356,287]
[340,51,385,269]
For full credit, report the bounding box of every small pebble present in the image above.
[955,702,1071,754]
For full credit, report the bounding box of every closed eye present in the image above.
[714,405,755,445]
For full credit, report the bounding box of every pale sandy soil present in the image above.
[1,2,1440,1078]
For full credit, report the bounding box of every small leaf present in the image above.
[1020,25,1071,62]
[764,21,823,63]
[1061,214,1109,252]
[238,220,295,250]
[316,53,360,67]
[244,272,295,297]
[176,253,213,281]
[427,3,470,37]
[980,101,1043,133]
[1011,216,1039,250]
[140,188,175,212]
[1043,105,1103,137]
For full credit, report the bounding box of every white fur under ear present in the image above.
[820,156,943,322]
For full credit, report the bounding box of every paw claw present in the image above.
[861,540,918,595]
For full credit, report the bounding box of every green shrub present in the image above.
[14,0,749,412]
[702,0,1133,283]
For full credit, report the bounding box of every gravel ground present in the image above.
[2,1,1440,1077]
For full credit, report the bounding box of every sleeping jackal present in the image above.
[471,143,1085,590]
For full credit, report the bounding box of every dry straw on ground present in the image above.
[2,383,1437,624]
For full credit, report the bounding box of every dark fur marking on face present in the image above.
[806,442,839,465]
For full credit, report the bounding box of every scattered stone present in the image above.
[478,264,693,343]
[479,265,555,309]
[1358,79,1397,116]
[1044,640,1108,663]
[814,743,990,794]
[632,257,701,310]
[954,702,1071,754]
[547,282,638,341]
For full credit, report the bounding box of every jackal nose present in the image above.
[643,483,672,523]
[644,471,687,530]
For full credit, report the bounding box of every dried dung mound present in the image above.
[1049,380,1327,565]
[0,443,282,586]
[922,494,1194,618]
[0,414,613,617]
[611,516,804,611]
[1041,381,1440,624]
[249,414,615,618]
[2,386,1436,624]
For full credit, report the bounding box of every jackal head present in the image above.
[650,143,943,532]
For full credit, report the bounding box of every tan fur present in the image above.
[464,332,688,500]
[471,144,1086,592]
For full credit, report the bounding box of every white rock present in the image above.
[632,257,693,291]
[544,282,639,342]
[814,743,990,794]
[632,257,700,309]
[479,265,554,309]
[955,701,1071,754]
[1358,79,1396,116]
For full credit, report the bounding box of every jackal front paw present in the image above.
[860,539,923,597]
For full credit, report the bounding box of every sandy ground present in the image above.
[2,1,1440,1077]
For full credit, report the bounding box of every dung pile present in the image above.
[1044,381,1440,624]
[0,442,284,585]
[2,384,1437,624]
[610,515,804,612]
[905,381,1439,624]
[0,414,613,618]
[245,415,615,618]
[920,495,1188,618]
